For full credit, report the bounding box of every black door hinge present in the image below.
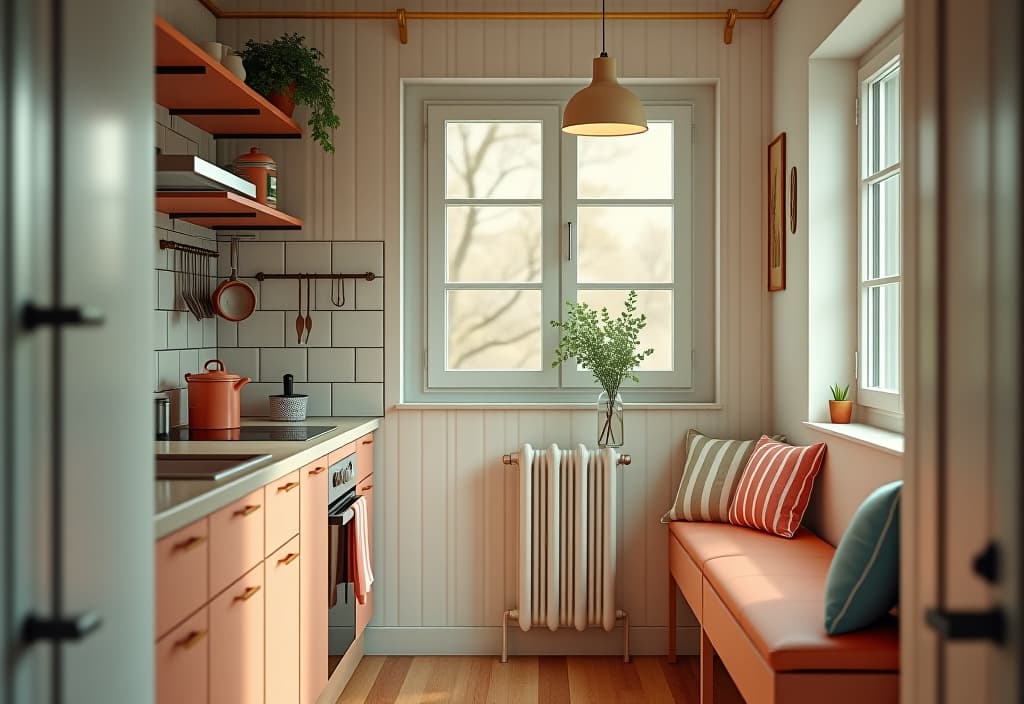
[925,607,1006,644]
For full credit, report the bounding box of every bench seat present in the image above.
[668,521,899,703]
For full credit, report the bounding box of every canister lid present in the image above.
[233,146,276,168]
[185,359,242,383]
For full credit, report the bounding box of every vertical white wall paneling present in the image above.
[215,0,773,656]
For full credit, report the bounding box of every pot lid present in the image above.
[186,359,242,382]
[233,146,276,167]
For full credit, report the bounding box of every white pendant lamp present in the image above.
[562,0,648,136]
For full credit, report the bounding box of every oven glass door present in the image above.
[327,491,358,660]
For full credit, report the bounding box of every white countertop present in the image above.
[154,416,379,538]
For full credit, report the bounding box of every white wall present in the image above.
[215,0,773,655]
[770,0,903,546]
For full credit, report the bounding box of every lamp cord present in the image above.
[600,0,608,57]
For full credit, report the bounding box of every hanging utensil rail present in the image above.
[254,272,377,281]
[159,239,220,257]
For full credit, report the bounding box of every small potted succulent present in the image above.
[239,33,341,153]
[551,291,654,448]
[829,384,853,423]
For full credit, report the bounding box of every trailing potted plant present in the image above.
[239,33,341,153]
[551,290,654,448]
[829,383,853,423]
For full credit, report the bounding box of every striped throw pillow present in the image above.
[728,436,827,538]
[663,430,777,523]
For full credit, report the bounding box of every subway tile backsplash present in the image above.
[217,239,385,418]
[152,104,220,427]
[151,107,384,420]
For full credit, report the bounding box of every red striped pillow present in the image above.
[728,436,827,538]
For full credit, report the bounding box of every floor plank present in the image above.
[338,655,744,703]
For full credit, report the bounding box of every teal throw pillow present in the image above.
[824,480,902,635]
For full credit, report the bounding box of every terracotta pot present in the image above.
[184,359,250,430]
[268,81,297,117]
[829,400,853,424]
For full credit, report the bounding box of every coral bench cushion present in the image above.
[670,521,899,672]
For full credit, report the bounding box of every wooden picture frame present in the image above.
[768,133,786,291]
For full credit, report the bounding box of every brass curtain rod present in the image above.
[196,0,782,45]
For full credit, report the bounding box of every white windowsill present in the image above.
[393,402,723,411]
[803,421,904,456]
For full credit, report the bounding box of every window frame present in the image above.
[401,82,717,405]
[857,36,904,418]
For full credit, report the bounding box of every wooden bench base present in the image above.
[667,528,899,704]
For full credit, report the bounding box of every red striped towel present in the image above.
[349,496,374,605]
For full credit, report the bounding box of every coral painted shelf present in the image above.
[155,17,303,139]
[155,192,304,230]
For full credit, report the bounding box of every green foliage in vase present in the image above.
[239,33,341,153]
[830,383,850,401]
[550,290,655,398]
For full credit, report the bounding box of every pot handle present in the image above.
[234,376,251,391]
[205,359,226,372]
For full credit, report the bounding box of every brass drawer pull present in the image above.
[233,585,261,603]
[361,438,373,445]
[277,552,300,566]
[172,535,207,553]
[360,484,373,491]
[173,629,208,650]
[277,481,300,493]
[308,466,327,476]
[233,504,261,517]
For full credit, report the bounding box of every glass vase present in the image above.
[596,390,624,448]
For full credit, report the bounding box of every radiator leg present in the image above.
[501,610,514,663]
[619,610,631,663]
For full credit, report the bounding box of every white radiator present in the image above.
[515,443,620,634]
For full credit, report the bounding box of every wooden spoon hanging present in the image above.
[295,276,305,344]
[304,276,313,344]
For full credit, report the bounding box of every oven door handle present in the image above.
[327,499,356,526]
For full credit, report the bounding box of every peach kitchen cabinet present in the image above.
[156,608,208,704]
[266,469,301,556]
[300,456,329,704]
[155,518,208,639]
[209,564,265,704]
[266,535,301,704]
[355,433,373,484]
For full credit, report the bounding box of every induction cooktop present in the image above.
[167,426,336,442]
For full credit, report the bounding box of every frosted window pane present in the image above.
[447,290,542,370]
[866,283,900,392]
[577,289,673,371]
[445,121,543,199]
[446,206,542,283]
[577,122,673,199]
[871,68,900,173]
[868,174,900,279]
[577,207,673,284]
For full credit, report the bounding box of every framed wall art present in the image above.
[768,133,786,291]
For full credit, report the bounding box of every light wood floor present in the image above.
[336,655,745,703]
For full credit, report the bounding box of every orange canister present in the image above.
[232,146,278,208]
[184,359,251,430]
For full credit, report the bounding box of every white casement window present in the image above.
[404,84,714,403]
[858,38,902,415]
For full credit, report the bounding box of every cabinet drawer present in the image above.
[266,536,301,704]
[156,518,208,638]
[327,441,356,469]
[266,470,301,556]
[209,488,264,597]
[356,433,374,484]
[210,565,265,704]
[156,607,208,704]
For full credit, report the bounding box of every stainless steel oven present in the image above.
[327,453,359,660]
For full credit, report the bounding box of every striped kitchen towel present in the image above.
[350,496,374,604]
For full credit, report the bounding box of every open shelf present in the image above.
[155,17,303,139]
[155,192,304,230]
